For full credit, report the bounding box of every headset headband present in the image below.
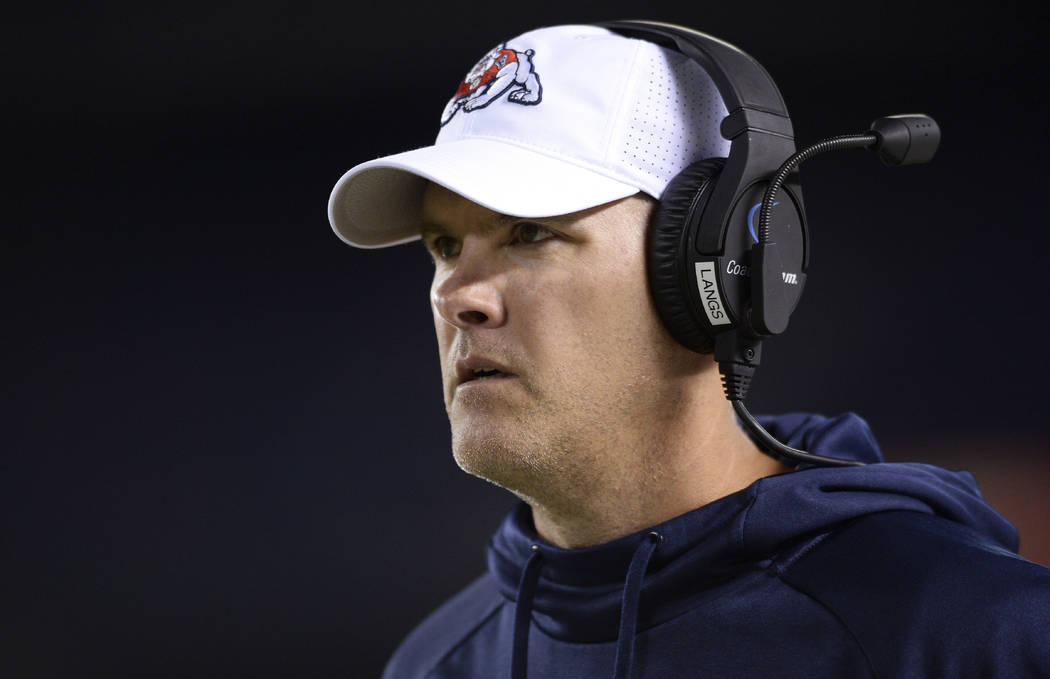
[598,20,800,257]
[598,20,788,119]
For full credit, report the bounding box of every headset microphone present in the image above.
[751,115,942,337]
[869,114,941,166]
[726,115,941,468]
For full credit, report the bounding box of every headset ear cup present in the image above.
[648,158,727,354]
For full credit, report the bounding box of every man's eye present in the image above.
[431,236,461,259]
[514,222,555,244]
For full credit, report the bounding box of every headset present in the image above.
[597,20,940,468]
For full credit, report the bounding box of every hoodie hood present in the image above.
[486,412,1018,646]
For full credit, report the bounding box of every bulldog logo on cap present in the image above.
[439,43,543,126]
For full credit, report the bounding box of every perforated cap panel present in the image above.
[616,47,730,197]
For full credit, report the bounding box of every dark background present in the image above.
[5,0,1048,676]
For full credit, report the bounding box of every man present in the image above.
[328,23,1050,679]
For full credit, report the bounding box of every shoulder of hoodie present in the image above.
[381,572,503,679]
[775,509,1050,677]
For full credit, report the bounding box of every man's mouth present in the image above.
[465,367,512,382]
[454,358,516,388]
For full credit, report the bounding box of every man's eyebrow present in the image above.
[419,221,447,240]
[420,213,570,239]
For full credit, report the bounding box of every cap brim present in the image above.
[327,138,641,248]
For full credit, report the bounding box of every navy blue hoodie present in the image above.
[382,413,1050,678]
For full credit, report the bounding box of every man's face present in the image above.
[421,183,707,500]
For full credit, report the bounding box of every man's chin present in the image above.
[451,426,536,490]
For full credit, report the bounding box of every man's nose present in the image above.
[431,251,506,329]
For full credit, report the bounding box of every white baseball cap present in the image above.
[327,24,729,248]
